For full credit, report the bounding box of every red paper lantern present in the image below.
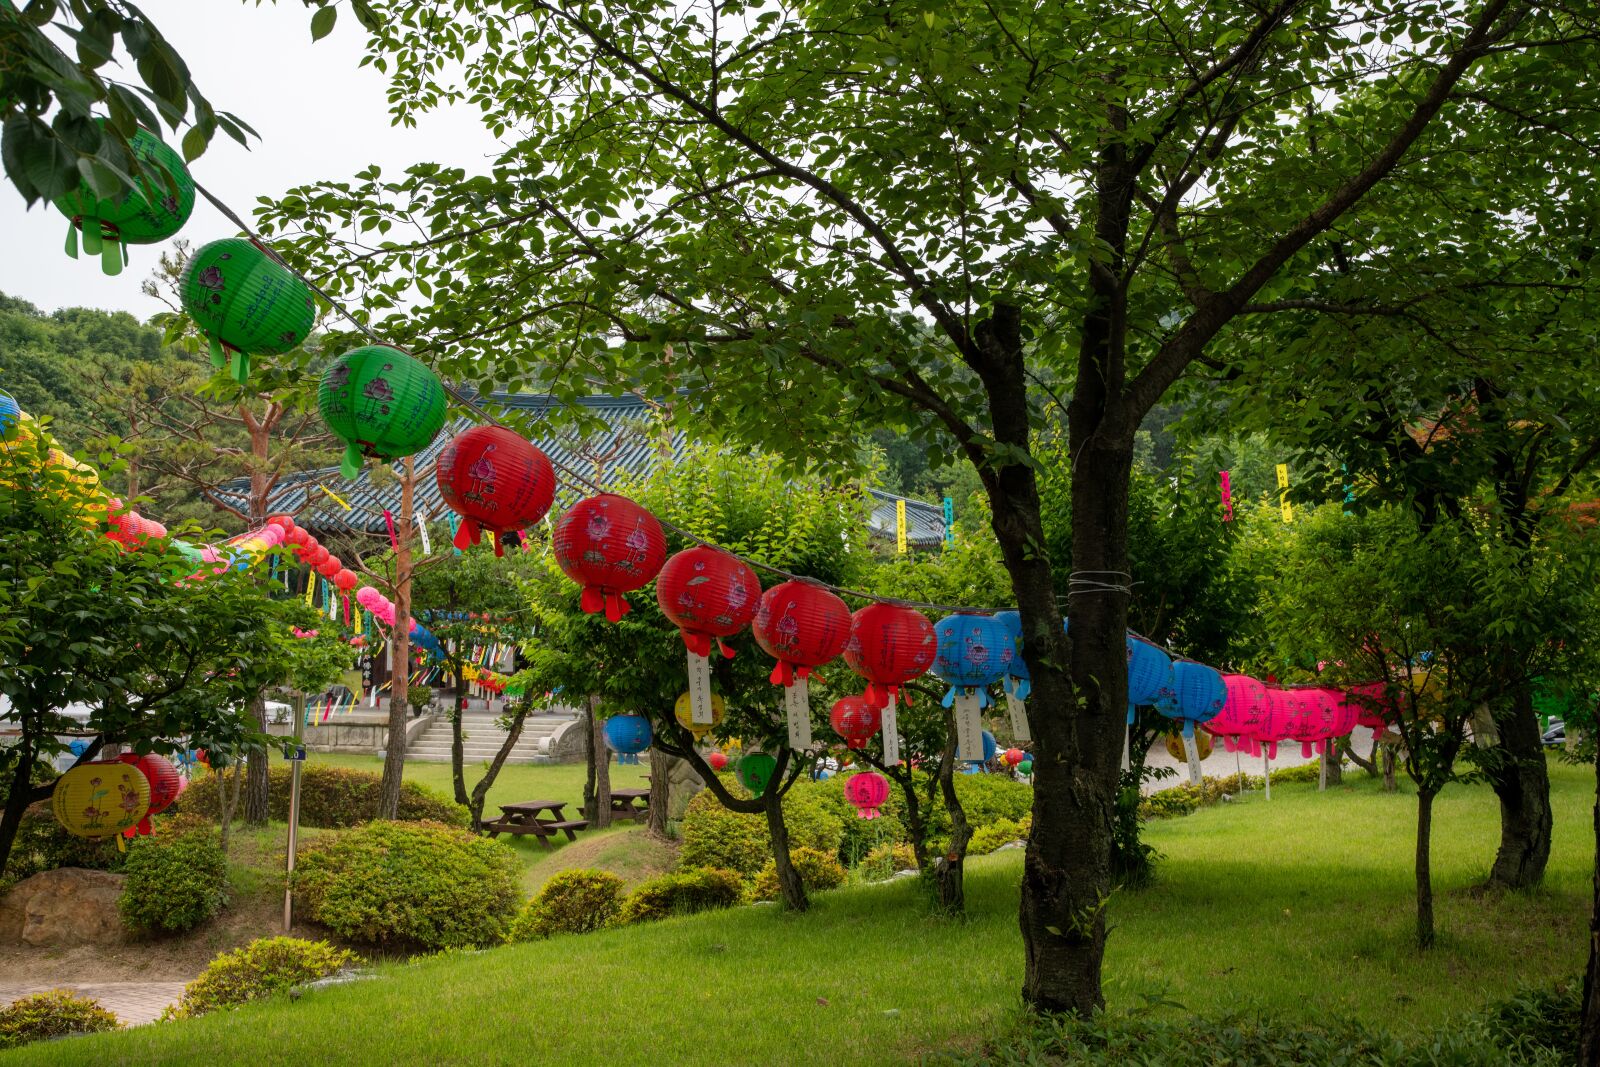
[316,558,341,578]
[707,751,729,772]
[551,494,667,622]
[437,425,556,556]
[844,771,890,819]
[656,546,759,658]
[1004,747,1025,767]
[843,603,936,709]
[267,514,295,530]
[115,753,182,837]
[830,695,881,749]
[753,580,851,686]
[285,526,308,546]
[334,569,358,592]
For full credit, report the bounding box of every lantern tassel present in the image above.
[941,686,957,709]
[491,530,507,557]
[769,660,795,687]
[64,219,80,259]
[101,234,122,276]
[580,587,605,615]
[341,443,363,480]
[681,631,712,658]
[454,518,478,551]
[82,219,103,258]
[603,591,630,623]
[208,335,227,370]
[231,349,250,384]
[716,639,736,659]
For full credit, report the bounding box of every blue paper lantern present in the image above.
[933,613,1011,707]
[1126,635,1176,727]
[67,739,88,757]
[1161,660,1227,737]
[967,728,998,764]
[603,713,653,755]
[994,611,1031,700]
[0,391,19,440]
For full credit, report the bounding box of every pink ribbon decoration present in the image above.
[1220,470,1234,522]
[383,509,399,550]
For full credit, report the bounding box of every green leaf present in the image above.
[180,124,207,162]
[310,5,337,42]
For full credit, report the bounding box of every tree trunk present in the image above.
[1416,787,1437,950]
[377,457,416,821]
[242,692,270,825]
[647,751,670,836]
[450,663,469,807]
[0,735,35,877]
[763,784,807,912]
[1485,685,1552,890]
[933,710,971,915]
[1578,741,1600,1064]
[1012,436,1127,1015]
[468,697,531,831]
[1382,743,1398,792]
[1348,730,1379,778]
[587,696,612,829]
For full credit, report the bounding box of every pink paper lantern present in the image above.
[844,771,890,820]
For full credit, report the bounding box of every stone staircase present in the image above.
[405,713,577,764]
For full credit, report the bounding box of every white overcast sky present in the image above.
[0,1,499,318]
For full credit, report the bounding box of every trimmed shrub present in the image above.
[858,842,918,882]
[177,765,468,828]
[0,989,120,1049]
[952,773,1033,827]
[781,787,845,857]
[118,827,229,934]
[968,817,1026,856]
[1269,761,1333,786]
[678,790,768,875]
[806,776,908,864]
[161,938,357,1020]
[1138,774,1258,820]
[2,803,123,888]
[618,867,744,924]
[749,847,847,902]
[508,869,626,942]
[294,820,520,949]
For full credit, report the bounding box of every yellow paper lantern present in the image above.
[52,760,151,838]
[674,691,726,738]
[1164,731,1213,762]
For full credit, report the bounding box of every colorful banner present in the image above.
[942,497,955,546]
[895,499,908,554]
[1219,470,1233,522]
[1276,463,1293,523]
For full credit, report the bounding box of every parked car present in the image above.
[1541,720,1565,748]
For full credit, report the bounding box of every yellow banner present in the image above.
[895,499,907,554]
[1276,464,1293,523]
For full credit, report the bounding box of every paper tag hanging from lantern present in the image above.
[953,691,984,760]
[416,514,432,555]
[686,649,715,725]
[1007,678,1031,742]
[881,695,901,767]
[785,676,813,751]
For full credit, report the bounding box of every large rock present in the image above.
[0,867,128,946]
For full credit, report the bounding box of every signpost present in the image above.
[283,690,306,932]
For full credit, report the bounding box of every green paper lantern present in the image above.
[735,753,778,797]
[52,125,195,277]
[318,346,449,479]
[180,238,315,384]
[1018,759,1033,776]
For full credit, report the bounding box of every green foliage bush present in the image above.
[952,773,1034,827]
[117,827,229,934]
[780,787,845,857]
[618,867,744,924]
[0,989,120,1049]
[1137,774,1259,821]
[1269,761,1332,786]
[950,1009,1571,1066]
[858,842,918,881]
[749,847,847,902]
[178,765,468,828]
[1478,979,1580,1062]
[1,803,123,889]
[968,816,1029,856]
[806,776,908,864]
[161,938,357,1020]
[294,821,520,949]
[677,790,769,875]
[508,869,626,942]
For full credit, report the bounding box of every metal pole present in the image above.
[284,691,306,933]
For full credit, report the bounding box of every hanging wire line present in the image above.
[193,182,1389,693]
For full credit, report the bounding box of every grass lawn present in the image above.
[9,763,1592,1065]
[307,751,653,819]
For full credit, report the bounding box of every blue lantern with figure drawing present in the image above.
[932,613,1011,707]
[1162,660,1227,738]
[603,714,652,755]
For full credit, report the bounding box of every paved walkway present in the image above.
[0,982,189,1026]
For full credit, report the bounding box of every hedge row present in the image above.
[177,765,468,829]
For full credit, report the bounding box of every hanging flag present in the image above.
[881,694,901,767]
[1342,463,1354,515]
[447,514,463,555]
[895,499,908,554]
[1276,463,1293,523]
[784,677,814,751]
[415,514,432,555]
[942,497,955,546]
[319,484,353,510]
[383,509,400,550]
[1219,470,1233,522]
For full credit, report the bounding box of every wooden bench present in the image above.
[482,800,588,849]
[540,819,589,842]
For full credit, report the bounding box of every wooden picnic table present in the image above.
[480,799,588,848]
[608,788,650,821]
